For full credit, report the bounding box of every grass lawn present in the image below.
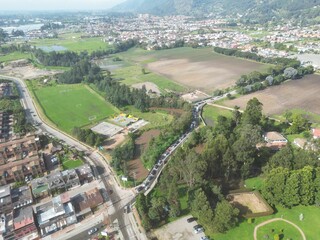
[33,84,119,133]
[122,106,174,129]
[30,33,111,53]
[0,52,31,62]
[212,205,320,240]
[257,220,303,240]
[245,176,265,191]
[201,105,233,126]
[113,65,186,92]
[62,158,84,170]
[274,108,320,127]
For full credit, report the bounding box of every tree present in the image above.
[0,28,8,42]
[241,98,263,126]
[283,171,301,207]
[284,67,298,79]
[299,166,315,205]
[266,145,294,171]
[213,200,239,233]
[191,188,215,232]
[262,167,290,206]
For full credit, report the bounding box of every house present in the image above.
[72,188,104,220]
[11,186,33,210]
[47,171,65,194]
[262,131,288,150]
[35,193,77,237]
[30,177,49,199]
[61,169,80,190]
[0,185,12,214]
[13,206,38,240]
[75,164,94,184]
[312,128,320,139]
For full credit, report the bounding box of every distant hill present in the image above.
[111,0,320,23]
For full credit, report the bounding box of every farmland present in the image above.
[32,84,119,133]
[223,74,320,117]
[0,52,31,63]
[115,47,269,94]
[29,33,111,53]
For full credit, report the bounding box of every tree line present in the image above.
[72,127,104,147]
[213,47,314,95]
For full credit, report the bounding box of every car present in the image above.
[88,227,98,235]
[147,175,154,181]
[154,164,159,170]
[124,205,130,213]
[151,169,157,175]
[200,237,210,240]
[194,227,204,234]
[193,224,202,230]
[187,217,196,223]
[136,186,144,192]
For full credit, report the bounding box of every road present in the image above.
[0,75,137,240]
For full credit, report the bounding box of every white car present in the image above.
[194,227,204,234]
[88,227,98,235]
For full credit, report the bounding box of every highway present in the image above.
[0,75,137,240]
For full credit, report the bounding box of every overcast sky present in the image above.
[0,0,126,11]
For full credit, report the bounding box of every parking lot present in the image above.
[152,215,206,240]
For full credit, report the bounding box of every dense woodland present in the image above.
[136,98,320,234]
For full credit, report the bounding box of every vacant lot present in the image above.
[145,48,268,93]
[224,74,320,116]
[34,84,119,133]
[128,129,160,180]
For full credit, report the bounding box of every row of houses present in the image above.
[0,186,104,239]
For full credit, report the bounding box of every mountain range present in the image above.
[111,0,320,22]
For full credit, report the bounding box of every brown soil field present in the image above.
[228,192,270,214]
[224,74,320,115]
[147,51,267,93]
[128,129,161,180]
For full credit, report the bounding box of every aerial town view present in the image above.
[0,0,320,240]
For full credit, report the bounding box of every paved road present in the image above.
[253,218,306,240]
[0,75,137,240]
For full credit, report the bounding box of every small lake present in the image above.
[38,45,68,52]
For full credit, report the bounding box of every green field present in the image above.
[113,65,186,92]
[0,51,31,62]
[245,177,265,191]
[212,205,320,240]
[122,106,174,129]
[201,105,233,126]
[30,33,111,53]
[34,84,119,133]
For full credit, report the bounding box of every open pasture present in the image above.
[223,74,320,116]
[34,84,119,133]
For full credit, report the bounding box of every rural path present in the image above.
[253,218,306,240]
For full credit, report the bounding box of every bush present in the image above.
[274,234,280,240]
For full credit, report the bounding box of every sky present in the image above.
[0,0,126,11]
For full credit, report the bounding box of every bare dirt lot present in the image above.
[224,74,320,115]
[128,129,161,180]
[146,49,267,93]
[0,63,61,80]
[132,81,161,95]
[228,192,270,215]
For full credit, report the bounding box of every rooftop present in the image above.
[13,206,34,230]
[0,185,10,199]
[11,186,33,210]
[264,131,287,142]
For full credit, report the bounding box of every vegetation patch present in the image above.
[202,104,233,126]
[62,158,84,170]
[33,84,119,133]
[0,51,31,62]
[257,221,304,240]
